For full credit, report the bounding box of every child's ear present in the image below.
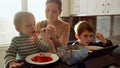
[15,27,20,32]
[75,34,80,39]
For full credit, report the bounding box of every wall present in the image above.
[113,16,120,36]
[96,16,111,37]
[96,16,120,45]
[0,45,8,68]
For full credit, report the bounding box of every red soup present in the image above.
[31,54,53,62]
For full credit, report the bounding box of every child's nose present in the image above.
[87,37,92,41]
[31,26,35,31]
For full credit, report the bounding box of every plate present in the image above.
[25,53,59,65]
[85,46,103,51]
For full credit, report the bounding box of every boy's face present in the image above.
[77,30,93,46]
[45,2,61,23]
[19,17,36,37]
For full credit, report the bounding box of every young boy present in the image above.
[73,21,113,48]
[4,11,50,68]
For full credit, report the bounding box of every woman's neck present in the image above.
[48,20,60,26]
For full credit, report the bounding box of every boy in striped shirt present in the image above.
[4,11,50,68]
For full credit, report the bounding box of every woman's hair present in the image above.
[14,11,35,27]
[74,21,94,34]
[46,0,62,11]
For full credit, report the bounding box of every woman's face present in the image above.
[45,2,61,24]
[78,30,93,46]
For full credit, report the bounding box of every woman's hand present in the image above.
[46,24,56,36]
[96,33,107,44]
[32,33,39,43]
[36,23,57,40]
[9,61,24,68]
[39,26,57,53]
[31,28,39,43]
[45,24,58,40]
[35,22,42,34]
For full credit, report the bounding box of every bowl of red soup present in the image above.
[26,53,59,65]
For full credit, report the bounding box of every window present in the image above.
[0,0,46,45]
[0,0,21,44]
[28,0,46,22]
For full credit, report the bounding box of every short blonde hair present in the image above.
[74,21,94,34]
[14,11,35,27]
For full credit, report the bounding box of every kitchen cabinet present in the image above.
[70,0,76,15]
[69,0,120,16]
[94,0,106,15]
[60,0,70,17]
[105,0,120,15]
[70,0,88,16]
[88,0,120,15]
[87,0,97,16]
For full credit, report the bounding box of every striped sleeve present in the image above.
[4,37,18,68]
[38,40,50,52]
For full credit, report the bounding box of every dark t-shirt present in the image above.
[68,39,113,47]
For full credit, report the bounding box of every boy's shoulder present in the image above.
[12,36,25,41]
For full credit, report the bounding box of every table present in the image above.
[19,59,85,68]
[19,54,112,68]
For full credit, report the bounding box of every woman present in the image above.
[36,0,70,53]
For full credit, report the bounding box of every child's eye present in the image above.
[90,35,93,37]
[46,9,50,12]
[26,25,31,27]
[84,35,88,38]
[26,24,33,28]
[84,35,93,38]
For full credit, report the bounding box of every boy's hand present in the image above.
[9,61,24,68]
[96,33,107,43]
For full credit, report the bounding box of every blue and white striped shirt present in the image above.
[4,33,50,67]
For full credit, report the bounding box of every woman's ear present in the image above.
[59,9,62,15]
[75,34,80,39]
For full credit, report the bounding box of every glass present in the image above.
[57,46,88,65]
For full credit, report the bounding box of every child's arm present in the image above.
[4,37,18,68]
[95,33,113,47]
[96,33,107,44]
[9,61,23,68]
